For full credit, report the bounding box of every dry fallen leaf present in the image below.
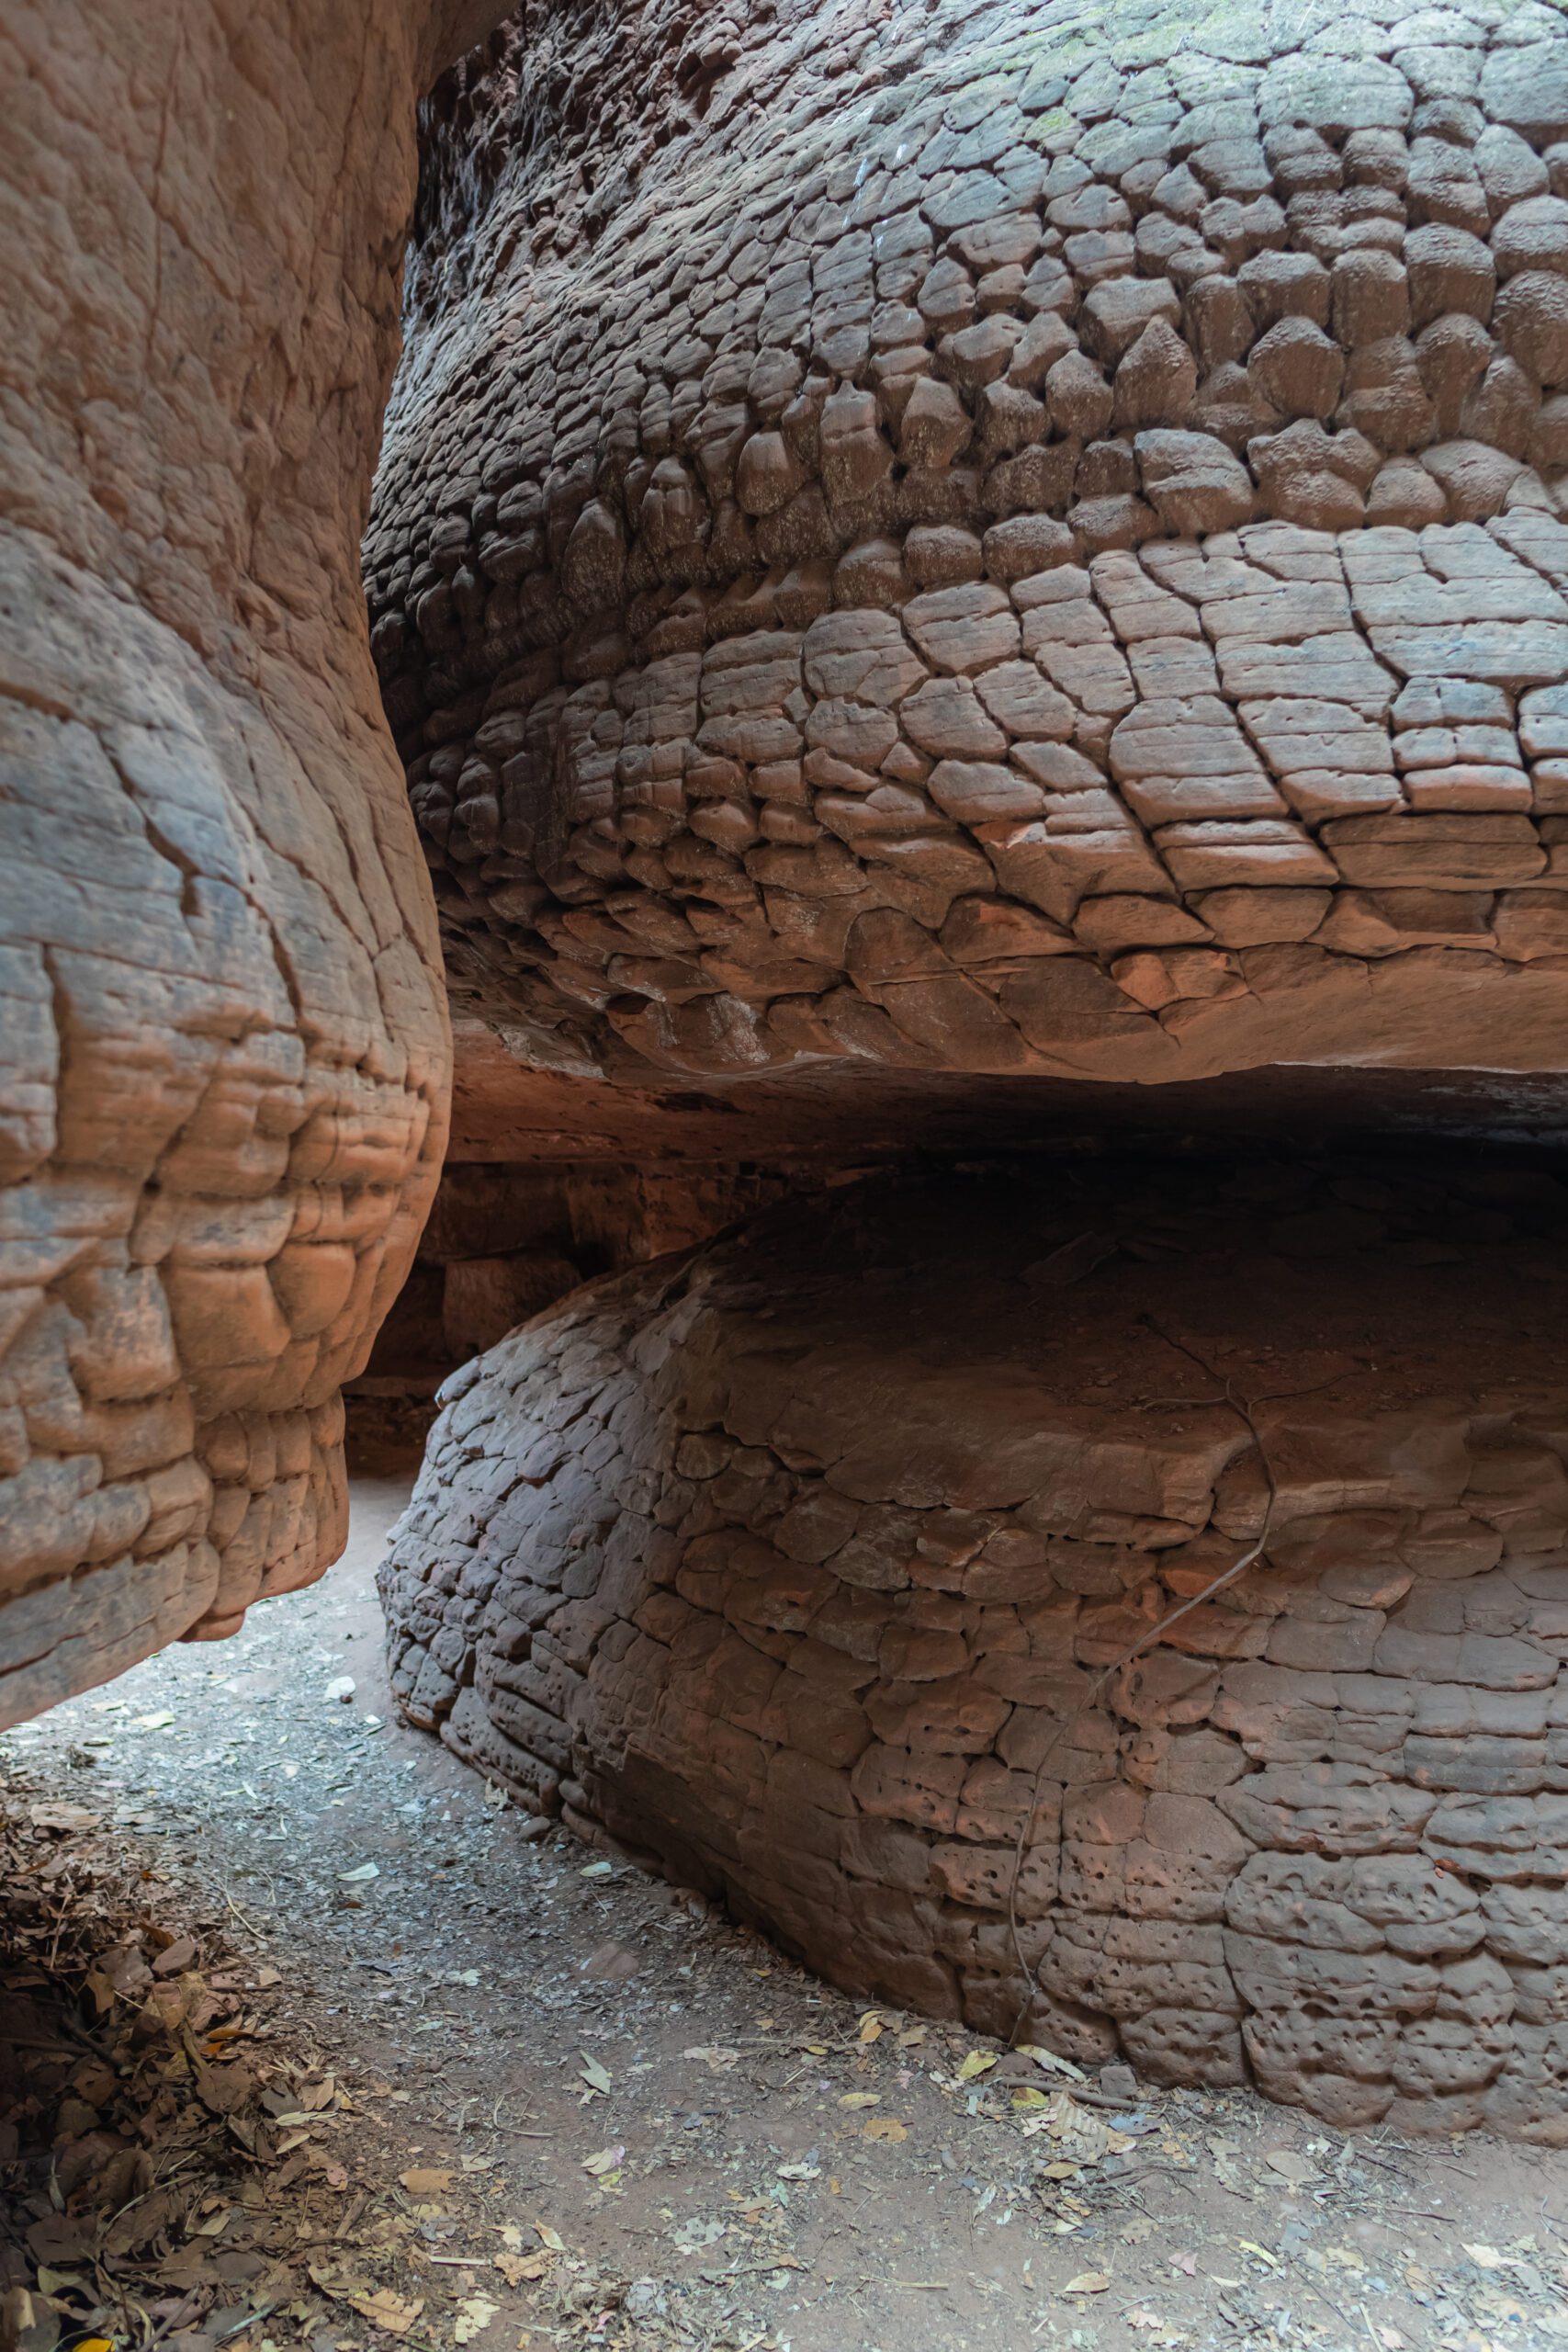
[1464,2244,1505,2269]
[1016,2042,1087,2083]
[359,2295,425,2333]
[581,2145,625,2177]
[310,2269,424,2336]
[863,2117,908,2143]
[1064,2272,1111,2296]
[535,2223,564,2252]
[578,2052,612,2097]
[839,2092,880,2109]
[454,2295,499,2343]
[495,2254,549,2286]
[339,1861,379,1883]
[957,2051,997,2083]
[27,1803,98,1832]
[1264,2149,1319,2188]
[401,2168,456,2196]
[1020,2090,1134,2165]
[352,2290,424,2337]
[858,2011,884,2042]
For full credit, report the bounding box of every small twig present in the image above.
[212,2299,279,2344]
[1006,1320,1283,2041]
[334,2188,367,2242]
[1286,2257,1360,2343]
[221,1886,266,1939]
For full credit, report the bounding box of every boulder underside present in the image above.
[380,1160,1568,2136]
[372,0,1568,1111]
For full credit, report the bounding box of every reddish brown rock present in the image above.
[380,1159,1568,2134]
[363,0,1568,1109]
[12,0,1568,2154]
[0,0,512,1726]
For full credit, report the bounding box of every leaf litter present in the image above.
[13,1490,1568,2352]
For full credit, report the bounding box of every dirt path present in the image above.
[7,1471,1568,2352]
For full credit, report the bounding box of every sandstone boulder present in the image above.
[380,1158,1568,2134]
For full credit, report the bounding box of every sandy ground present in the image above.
[7,1470,1568,2352]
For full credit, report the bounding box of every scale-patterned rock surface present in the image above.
[0,0,510,1728]
[380,1159,1568,2135]
[370,0,1568,1102]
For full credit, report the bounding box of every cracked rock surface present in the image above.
[371,0,1568,1100]
[0,0,510,1727]
[379,1156,1568,2135]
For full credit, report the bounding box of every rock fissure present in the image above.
[999,1323,1289,2046]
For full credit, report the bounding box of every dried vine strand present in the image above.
[1006,1317,1285,2046]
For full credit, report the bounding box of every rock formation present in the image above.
[369,0,1568,2131]
[369,0,1568,1105]
[0,0,510,1727]
[11,0,1568,2134]
[354,1140,793,1404]
[380,1160,1568,2133]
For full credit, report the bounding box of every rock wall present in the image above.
[0,0,511,1728]
[379,1159,1568,2135]
[368,0,1568,1106]
[354,1151,798,1399]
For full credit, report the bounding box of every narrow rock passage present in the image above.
[6,1476,1568,2352]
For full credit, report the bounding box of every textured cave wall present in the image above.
[367,0,1568,1110]
[354,1150,798,1402]
[379,1159,1568,2136]
[364,0,1568,2131]
[0,0,512,1728]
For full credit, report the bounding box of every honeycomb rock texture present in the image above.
[370,0,1568,1099]
[380,1159,1568,2135]
[0,0,511,1728]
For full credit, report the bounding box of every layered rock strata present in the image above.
[0,0,509,1727]
[371,0,1568,1099]
[380,1159,1568,2135]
